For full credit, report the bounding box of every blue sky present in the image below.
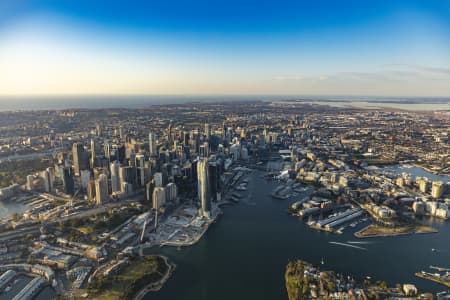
[0,0,449,96]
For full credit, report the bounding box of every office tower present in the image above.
[40,169,52,193]
[149,132,157,156]
[119,166,136,191]
[183,131,190,146]
[199,142,209,158]
[90,139,96,168]
[154,172,163,187]
[62,167,75,195]
[26,175,34,191]
[104,140,110,159]
[418,178,428,193]
[119,126,123,139]
[95,123,102,136]
[87,180,96,202]
[431,181,444,199]
[222,122,227,139]
[110,161,121,193]
[72,142,85,176]
[208,161,220,201]
[144,161,152,184]
[146,181,155,201]
[166,182,178,202]
[80,170,91,191]
[122,182,133,196]
[129,150,136,167]
[197,158,211,218]
[152,187,166,210]
[95,174,109,205]
[205,123,210,139]
[136,154,146,187]
[117,144,126,163]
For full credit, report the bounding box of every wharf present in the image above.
[415,272,450,288]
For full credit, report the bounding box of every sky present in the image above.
[0,0,449,97]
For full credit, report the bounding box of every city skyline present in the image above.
[1,0,450,97]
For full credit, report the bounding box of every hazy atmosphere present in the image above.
[1,0,449,97]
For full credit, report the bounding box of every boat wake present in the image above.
[329,241,368,251]
[347,241,375,245]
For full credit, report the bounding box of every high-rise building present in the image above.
[205,123,210,139]
[136,154,146,187]
[72,143,88,176]
[62,167,75,195]
[199,142,209,158]
[40,170,51,193]
[26,175,34,191]
[119,166,137,191]
[208,161,220,201]
[166,182,178,202]
[95,174,109,205]
[104,140,110,159]
[154,172,163,187]
[146,180,155,201]
[197,158,211,218]
[87,180,96,202]
[80,170,91,191]
[152,187,166,210]
[431,181,444,199]
[90,139,96,168]
[418,178,428,193]
[110,161,121,193]
[149,132,157,156]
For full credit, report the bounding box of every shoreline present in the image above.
[134,256,176,300]
[354,224,438,238]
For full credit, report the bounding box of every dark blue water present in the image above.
[145,170,450,300]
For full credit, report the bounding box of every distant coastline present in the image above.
[0,95,449,112]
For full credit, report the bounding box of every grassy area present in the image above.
[0,157,52,188]
[355,223,437,238]
[58,207,141,243]
[88,256,169,300]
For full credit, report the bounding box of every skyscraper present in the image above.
[152,187,166,210]
[72,142,88,176]
[40,170,51,193]
[110,161,121,193]
[90,139,96,168]
[95,174,109,205]
[136,154,146,187]
[62,167,75,195]
[431,181,444,199]
[197,158,211,218]
[149,132,157,156]
[205,122,210,139]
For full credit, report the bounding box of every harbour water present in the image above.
[145,168,450,300]
[382,165,450,182]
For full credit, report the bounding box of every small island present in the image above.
[285,259,434,300]
[87,255,175,300]
[355,223,437,238]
